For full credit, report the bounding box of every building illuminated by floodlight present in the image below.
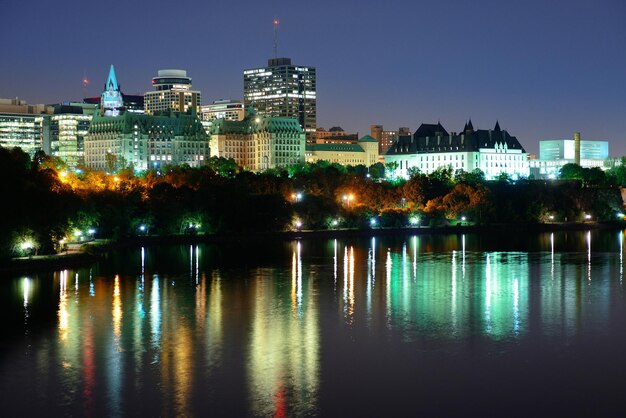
[244,58,316,141]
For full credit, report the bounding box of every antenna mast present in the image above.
[273,17,279,58]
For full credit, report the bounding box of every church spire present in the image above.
[494,120,501,132]
[105,65,119,91]
[101,64,123,117]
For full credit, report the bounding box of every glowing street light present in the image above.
[370,217,377,227]
[461,216,467,222]
[332,219,339,227]
[584,214,592,220]
[20,241,33,251]
[409,216,419,226]
[549,215,555,221]
[342,194,354,208]
[295,220,303,229]
[139,225,146,232]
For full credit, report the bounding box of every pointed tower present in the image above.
[494,120,501,132]
[101,65,124,116]
[465,119,474,134]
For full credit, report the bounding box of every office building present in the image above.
[244,58,316,140]
[209,108,305,171]
[144,69,201,115]
[49,104,93,168]
[201,100,244,122]
[385,120,529,180]
[529,134,609,179]
[0,97,53,156]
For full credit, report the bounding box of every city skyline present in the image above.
[2,0,625,155]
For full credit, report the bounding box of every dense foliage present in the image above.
[1,147,624,259]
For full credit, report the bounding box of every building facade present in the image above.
[385,121,529,179]
[49,105,93,168]
[201,100,244,122]
[144,69,201,115]
[305,135,378,166]
[0,98,53,156]
[244,58,316,140]
[529,135,609,179]
[371,124,410,156]
[313,126,359,144]
[85,112,209,171]
[209,108,305,171]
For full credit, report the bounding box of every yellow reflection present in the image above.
[58,270,69,341]
[248,268,319,417]
[112,275,122,341]
[206,272,223,367]
[291,242,303,312]
[348,246,355,321]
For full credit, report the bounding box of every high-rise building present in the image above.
[49,104,93,168]
[243,58,316,140]
[0,97,53,156]
[209,108,305,171]
[144,69,201,115]
[201,100,244,122]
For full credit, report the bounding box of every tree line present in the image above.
[1,147,624,259]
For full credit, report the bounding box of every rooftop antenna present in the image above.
[273,17,279,58]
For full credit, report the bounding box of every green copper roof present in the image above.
[89,111,207,138]
[358,135,378,143]
[307,143,364,152]
[210,112,304,135]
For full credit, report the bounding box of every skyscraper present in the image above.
[243,58,316,141]
[144,69,201,115]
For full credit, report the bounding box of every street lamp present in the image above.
[584,214,592,220]
[342,194,354,208]
[295,220,302,230]
[409,216,419,226]
[370,217,377,227]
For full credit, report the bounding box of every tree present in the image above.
[105,152,117,173]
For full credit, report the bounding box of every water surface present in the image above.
[2,231,626,416]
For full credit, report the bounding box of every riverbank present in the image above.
[2,221,624,275]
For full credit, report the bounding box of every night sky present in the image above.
[2,0,625,155]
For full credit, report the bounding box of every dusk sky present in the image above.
[2,0,625,155]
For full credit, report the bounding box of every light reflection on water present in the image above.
[2,230,626,416]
